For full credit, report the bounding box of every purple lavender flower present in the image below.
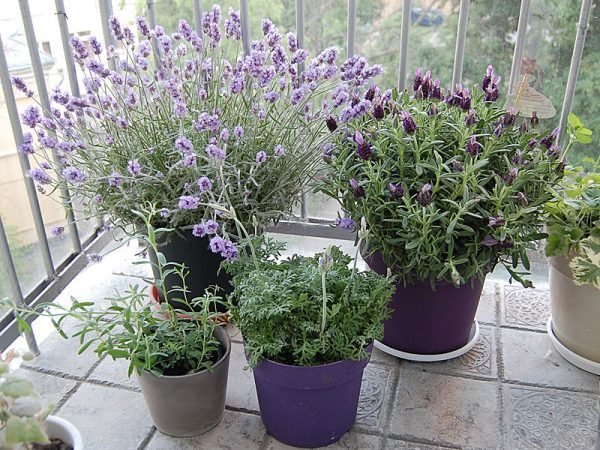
[135,17,151,36]
[40,135,57,149]
[197,176,212,192]
[127,159,141,176]
[222,240,238,262]
[50,225,65,237]
[263,91,280,103]
[178,195,200,210]
[206,144,226,161]
[428,104,438,117]
[183,152,197,167]
[540,128,558,149]
[465,135,480,156]
[21,106,42,128]
[349,178,365,199]
[10,76,34,97]
[195,112,221,133]
[417,183,433,207]
[93,194,104,204]
[460,88,471,110]
[233,125,244,139]
[108,171,123,187]
[69,36,89,61]
[503,107,517,127]
[335,217,355,230]
[86,253,103,263]
[62,167,87,185]
[547,145,562,159]
[373,102,385,120]
[503,167,519,185]
[159,208,171,218]
[482,235,498,247]
[192,223,207,238]
[291,49,310,65]
[401,111,417,134]
[530,111,539,127]
[88,36,102,55]
[519,121,529,133]
[482,65,495,91]
[512,149,526,165]
[175,137,193,152]
[108,15,124,40]
[205,219,219,234]
[209,235,226,253]
[322,143,335,162]
[18,132,34,154]
[430,79,442,100]
[287,32,298,52]
[27,167,51,184]
[274,144,285,156]
[488,216,506,228]
[291,86,307,105]
[388,183,404,199]
[465,109,477,126]
[326,116,338,132]
[413,67,423,93]
[178,19,194,40]
[354,130,373,160]
[331,85,350,108]
[202,5,222,49]
[224,8,242,39]
[256,151,267,164]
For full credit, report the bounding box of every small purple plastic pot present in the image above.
[364,251,484,354]
[252,349,371,448]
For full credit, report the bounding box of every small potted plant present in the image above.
[318,66,563,359]
[544,115,599,372]
[3,207,231,437]
[12,7,382,303]
[0,350,83,449]
[225,220,395,448]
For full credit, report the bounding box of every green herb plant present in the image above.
[2,207,224,377]
[545,114,599,287]
[225,219,396,367]
[0,351,53,449]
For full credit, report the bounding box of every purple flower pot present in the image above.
[252,353,370,448]
[364,251,484,354]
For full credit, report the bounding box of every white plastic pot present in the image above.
[45,415,84,450]
[548,255,600,369]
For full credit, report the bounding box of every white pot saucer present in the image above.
[374,321,480,362]
[547,317,600,376]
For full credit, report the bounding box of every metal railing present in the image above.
[0,0,593,353]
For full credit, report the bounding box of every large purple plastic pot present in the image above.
[364,251,484,354]
[252,350,371,448]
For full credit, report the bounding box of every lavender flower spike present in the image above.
[354,130,373,160]
[417,183,433,207]
[335,217,355,230]
[349,178,365,199]
[388,183,404,199]
[178,195,200,210]
[401,111,417,134]
[465,135,480,156]
[256,151,267,164]
[10,76,34,97]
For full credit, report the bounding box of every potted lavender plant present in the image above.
[319,66,563,359]
[13,6,381,304]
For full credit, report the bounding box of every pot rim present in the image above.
[46,415,84,449]
[255,342,373,370]
[140,326,231,380]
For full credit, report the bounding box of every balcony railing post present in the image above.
[347,0,356,58]
[194,0,203,36]
[451,0,470,88]
[54,0,81,97]
[558,0,592,147]
[508,0,531,96]
[295,0,308,220]
[398,0,411,92]
[0,33,55,279]
[0,217,39,355]
[98,0,116,71]
[240,0,251,56]
[18,0,82,253]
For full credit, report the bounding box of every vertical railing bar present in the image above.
[54,0,80,98]
[295,0,307,220]
[0,217,40,355]
[558,0,592,147]
[451,0,470,88]
[146,0,162,63]
[397,0,411,91]
[19,0,82,253]
[0,34,55,279]
[347,0,356,59]
[97,0,116,71]
[508,0,530,96]
[193,0,203,36]
[240,0,251,56]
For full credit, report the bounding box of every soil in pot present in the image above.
[32,438,73,450]
[148,230,232,313]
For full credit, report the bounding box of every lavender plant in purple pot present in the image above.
[224,221,395,447]
[318,66,563,358]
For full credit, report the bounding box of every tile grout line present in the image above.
[495,281,507,450]
[53,356,106,413]
[137,426,157,450]
[502,379,600,395]
[379,360,402,449]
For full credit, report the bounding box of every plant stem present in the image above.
[320,270,327,335]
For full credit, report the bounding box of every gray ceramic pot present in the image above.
[138,326,231,437]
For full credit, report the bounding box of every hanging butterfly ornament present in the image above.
[506,74,556,119]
